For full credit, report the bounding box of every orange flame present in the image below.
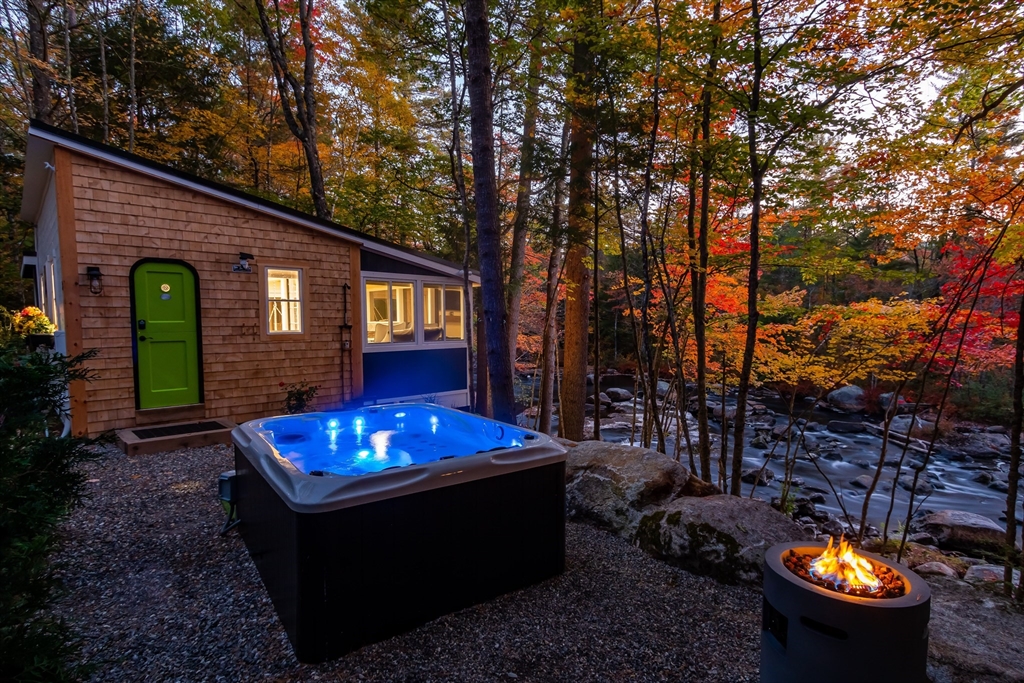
[809,536,881,593]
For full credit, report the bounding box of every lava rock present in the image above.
[634,495,804,584]
[918,510,1008,556]
[914,561,958,577]
[564,440,720,536]
[827,420,866,434]
[827,385,867,412]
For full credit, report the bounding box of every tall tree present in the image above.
[464,0,515,423]
[560,0,597,442]
[251,0,329,219]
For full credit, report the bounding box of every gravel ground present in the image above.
[51,443,761,682]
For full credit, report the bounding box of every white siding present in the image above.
[34,174,66,353]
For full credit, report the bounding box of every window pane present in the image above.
[424,284,443,342]
[266,268,302,334]
[444,286,464,340]
[391,282,414,342]
[366,281,390,343]
[268,300,283,332]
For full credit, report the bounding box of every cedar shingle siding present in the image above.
[69,152,356,435]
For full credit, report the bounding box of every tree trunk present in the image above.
[539,120,570,434]
[562,244,591,440]
[439,0,476,413]
[506,26,542,369]
[61,0,76,132]
[464,0,515,424]
[26,0,52,123]
[1006,276,1024,595]
[561,11,596,442]
[128,0,138,151]
[693,0,721,482]
[252,0,329,219]
[637,0,666,453]
[2,0,30,111]
[730,0,763,496]
[98,0,110,142]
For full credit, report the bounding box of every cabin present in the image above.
[19,121,478,439]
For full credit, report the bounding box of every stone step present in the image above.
[116,418,236,456]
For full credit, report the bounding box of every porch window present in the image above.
[366,280,415,344]
[424,284,464,341]
[267,268,303,333]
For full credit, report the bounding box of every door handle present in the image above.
[138,335,147,341]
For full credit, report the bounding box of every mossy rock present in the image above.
[634,495,803,585]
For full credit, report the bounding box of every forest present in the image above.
[1,0,1023,582]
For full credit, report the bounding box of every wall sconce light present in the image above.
[86,266,103,295]
[233,252,254,273]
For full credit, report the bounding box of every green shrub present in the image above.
[0,345,98,682]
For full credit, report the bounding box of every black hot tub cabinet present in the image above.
[232,405,567,663]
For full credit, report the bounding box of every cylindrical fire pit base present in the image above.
[761,543,930,683]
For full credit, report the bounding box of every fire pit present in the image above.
[761,539,931,683]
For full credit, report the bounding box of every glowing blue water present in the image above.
[259,404,531,477]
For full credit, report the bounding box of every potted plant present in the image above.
[13,306,56,350]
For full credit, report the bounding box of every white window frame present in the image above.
[260,264,309,339]
[362,272,470,353]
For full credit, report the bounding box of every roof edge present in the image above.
[23,121,479,282]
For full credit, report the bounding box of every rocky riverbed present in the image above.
[521,374,1018,537]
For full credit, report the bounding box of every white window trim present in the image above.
[362,271,469,353]
[260,263,311,340]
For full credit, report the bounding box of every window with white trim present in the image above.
[366,280,415,344]
[424,284,464,341]
[266,268,303,333]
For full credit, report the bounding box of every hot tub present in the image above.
[232,404,567,662]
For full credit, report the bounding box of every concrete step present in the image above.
[117,418,236,456]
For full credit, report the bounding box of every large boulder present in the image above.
[888,415,936,438]
[564,440,718,535]
[917,510,1007,556]
[827,385,866,412]
[605,387,633,402]
[635,496,804,584]
[958,432,1012,460]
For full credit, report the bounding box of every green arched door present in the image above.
[132,261,201,409]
